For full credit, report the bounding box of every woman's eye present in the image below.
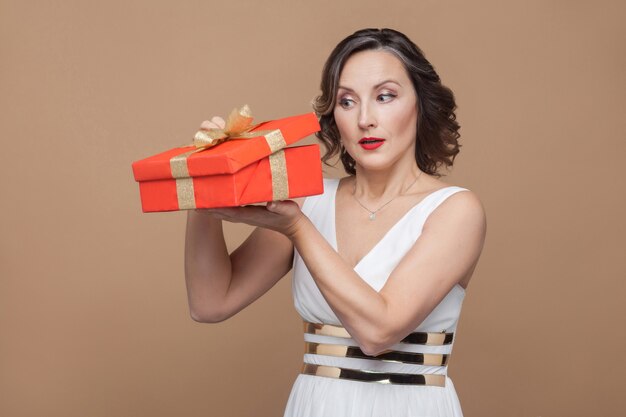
[377,93,396,103]
[339,98,355,108]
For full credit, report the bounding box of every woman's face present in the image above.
[334,49,418,173]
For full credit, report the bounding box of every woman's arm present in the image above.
[184,210,295,323]
[184,116,298,323]
[289,190,486,355]
[209,192,485,355]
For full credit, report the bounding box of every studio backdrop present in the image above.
[1,1,625,416]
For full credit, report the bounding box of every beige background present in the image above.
[1,1,625,416]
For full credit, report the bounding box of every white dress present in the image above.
[284,178,469,417]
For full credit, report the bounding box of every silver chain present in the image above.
[352,171,423,221]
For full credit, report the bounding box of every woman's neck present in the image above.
[353,160,422,202]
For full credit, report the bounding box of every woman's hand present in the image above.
[200,116,226,130]
[204,200,306,239]
[196,115,306,237]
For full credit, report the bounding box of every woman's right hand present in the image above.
[199,116,226,130]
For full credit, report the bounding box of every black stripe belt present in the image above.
[305,342,448,366]
[302,364,446,387]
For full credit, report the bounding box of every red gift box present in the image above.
[132,111,324,212]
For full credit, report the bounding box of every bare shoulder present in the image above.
[425,188,487,235]
[441,188,485,215]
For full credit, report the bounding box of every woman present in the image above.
[185,28,486,417]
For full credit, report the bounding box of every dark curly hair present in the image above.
[313,28,460,176]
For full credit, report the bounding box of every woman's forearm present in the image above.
[288,217,391,354]
[184,210,233,322]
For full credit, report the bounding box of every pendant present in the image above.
[369,213,376,221]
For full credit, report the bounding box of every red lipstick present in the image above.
[359,137,385,150]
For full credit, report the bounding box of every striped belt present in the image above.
[301,322,453,387]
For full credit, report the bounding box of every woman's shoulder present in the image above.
[423,184,486,235]
[412,174,483,220]
[408,175,460,203]
[429,179,482,210]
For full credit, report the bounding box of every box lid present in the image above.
[132,112,320,182]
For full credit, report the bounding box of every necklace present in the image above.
[352,171,423,221]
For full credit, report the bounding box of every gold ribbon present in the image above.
[169,105,289,209]
[268,151,289,201]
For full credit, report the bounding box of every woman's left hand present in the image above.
[205,200,305,239]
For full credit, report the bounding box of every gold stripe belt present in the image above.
[303,322,454,345]
[301,322,453,387]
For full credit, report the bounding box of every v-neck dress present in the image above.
[284,178,469,417]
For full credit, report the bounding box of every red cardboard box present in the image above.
[132,111,324,212]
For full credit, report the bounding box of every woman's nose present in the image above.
[357,103,377,130]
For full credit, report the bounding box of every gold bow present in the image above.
[193,104,258,148]
[170,105,290,210]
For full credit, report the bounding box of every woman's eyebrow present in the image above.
[337,79,402,93]
[374,79,401,89]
